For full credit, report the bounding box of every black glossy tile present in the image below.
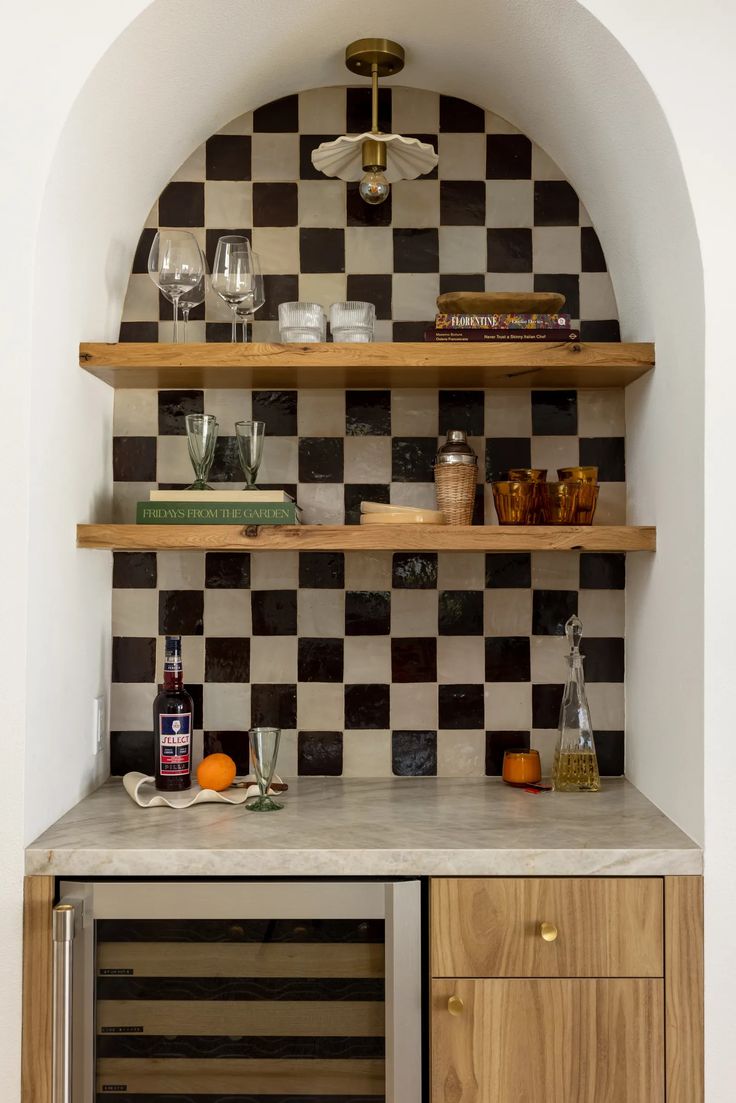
[531,390,578,436]
[159,590,204,636]
[119,321,159,343]
[485,730,531,775]
[300,228,345,273]
[581,227,606,271]
[347,87,391,133]
[487,228,533,272]
[299,135,340,180]
[534,273,579,318]
[158,390,204,435]
[158,288,204,323]
[534,181,579,226]
[347,182,392,226]
[391,637,437,682]
[439,273,485,294]
[346,591,391,636]
[346,275,392,321]
[471,481,485,526]
[485,437,532,482]
[158,182,204,227]
[344,684,390,729]
[344,483,389,525]
[113,437,156,482]
[111,731,154,776]
[440,95,484,132]
[113,552,157,589]
[205,135,251,180]
[252,390,298,435]
[579,553,625,590]
[299,552,344,588]
[393,228,439,273]
[205,322,239,343]
[485,553,531,589]
[532,590,578,636]
[391,437,437,482]
[253,94,299,132]
[532,683,564,728]
[251,590,297,636]
[205,637,250,682]
[579,437,625,482]
[438,684,485,729]
[439,181,485,225]
[439,390,484,437]
[593,730,625,775]
[209,436,241,482]
[205,552,251,589]
[581,638,624,682]
[112,637,156,683]
[392,321,428,342]
[580,319,621,341]
[486,134,532,178]
[392,730,437,776]
[132,228,156,274]
[485,637,531,682]
[251,683,297,728]
[205,228,252,271]
[258,274,298,322]
[346,390,391,436]
[438,591,484,636]
[392,552,438,589]
[187,682,204,729]
[204,730,250,774]
[299,437,344,482]
[298,638,344,682]
[298,732,343,776]
[253,182,298,226]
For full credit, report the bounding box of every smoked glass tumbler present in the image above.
[185,414,218,490]
[247,727,284,811]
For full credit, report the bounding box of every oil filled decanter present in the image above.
[552,615,601,792]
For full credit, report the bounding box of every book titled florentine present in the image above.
[137,502,300,525]
[435,312,572,329]
[425,327,580,343]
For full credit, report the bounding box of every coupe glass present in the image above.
[147,231,204,343]
[178,272,207,343]
[211,235,254,342]
[234,253,265,342]
[235,420,265,489]
[185,414,218,490]
[247,727,283,811]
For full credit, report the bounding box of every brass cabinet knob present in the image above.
[447,995,464,1015]
[540,921,559,942]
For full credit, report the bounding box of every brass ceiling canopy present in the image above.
[345,38,405,78]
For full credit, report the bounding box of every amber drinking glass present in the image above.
[508,468,547,483]
[502,749,542,787]
[557,465,598,484]
[540,480,581,524]
[492,480,538,524]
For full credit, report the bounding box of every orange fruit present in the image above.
[196,753,237,792]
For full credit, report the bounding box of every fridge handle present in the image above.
[52,903,76,1103]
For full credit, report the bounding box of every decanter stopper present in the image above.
[565,614,583,652]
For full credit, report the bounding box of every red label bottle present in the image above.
[154,635,193,791]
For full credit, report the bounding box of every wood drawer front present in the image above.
[431,978,664,1103]
[431,877,663,978]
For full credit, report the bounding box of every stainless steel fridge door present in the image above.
[58,880,421,1103]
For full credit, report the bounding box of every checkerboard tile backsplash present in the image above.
[111,87,625,778]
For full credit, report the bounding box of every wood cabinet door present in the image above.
[432,978,664,1103]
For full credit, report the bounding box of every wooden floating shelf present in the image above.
[76,524,656,553]
[79,342,654,390]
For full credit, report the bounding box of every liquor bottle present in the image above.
[154,635,193,791]
[552,616,601,792]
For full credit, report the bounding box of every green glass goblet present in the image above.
[185,413,218,490]
[247,727,284,812]
[235,420,265,490]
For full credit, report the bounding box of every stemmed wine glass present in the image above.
[185,414,218,490]
[234,252,265,342]
[235,420,265,489]
[179,264,208,343]
[246,727,284,812]
[211,236,255,342]
[147,230,203,343]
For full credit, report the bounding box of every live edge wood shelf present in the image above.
[76,524,656,553]
[78,341,655,390]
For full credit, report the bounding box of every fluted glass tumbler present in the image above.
[247,727,283,811]
[185,414,218,490]
[235,420,265,489]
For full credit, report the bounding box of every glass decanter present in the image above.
[552,615,601,792]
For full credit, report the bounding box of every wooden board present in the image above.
[431,978,664,1103]
[97,1057,385,1095]
[97,999,384,1036]
[77,523,657,553]
[97,941,384,978]
[431,877,663,978]
[21,876,53,1103]
[79,341,655,389]
[665,876,704,1101]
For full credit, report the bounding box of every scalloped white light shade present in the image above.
[311,132,438,183]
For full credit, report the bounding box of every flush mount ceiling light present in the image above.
[311,38,438,205]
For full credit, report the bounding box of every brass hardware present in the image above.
[362,138,387,171]
[447,995,464,1015]
[345,38,405,77]
[540,921,559,942]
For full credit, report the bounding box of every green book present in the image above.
[137,501,301,525]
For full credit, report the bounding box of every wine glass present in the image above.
[185,414,218,490]
[235,420,265,489]
[247,727,283,812]
[211,235,254,342]
[234,252,265,342]
[147,231,203,343]
[179,272,207,343]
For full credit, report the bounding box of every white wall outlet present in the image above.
[92,695,105,755]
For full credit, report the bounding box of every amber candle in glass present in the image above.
[502,749,542,786]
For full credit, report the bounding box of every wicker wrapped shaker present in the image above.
[434,430,478,525]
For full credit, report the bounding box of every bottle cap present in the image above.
[435,429,477,466]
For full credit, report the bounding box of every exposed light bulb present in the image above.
[359,168,390,205]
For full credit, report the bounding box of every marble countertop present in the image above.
[25,777,701,876]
